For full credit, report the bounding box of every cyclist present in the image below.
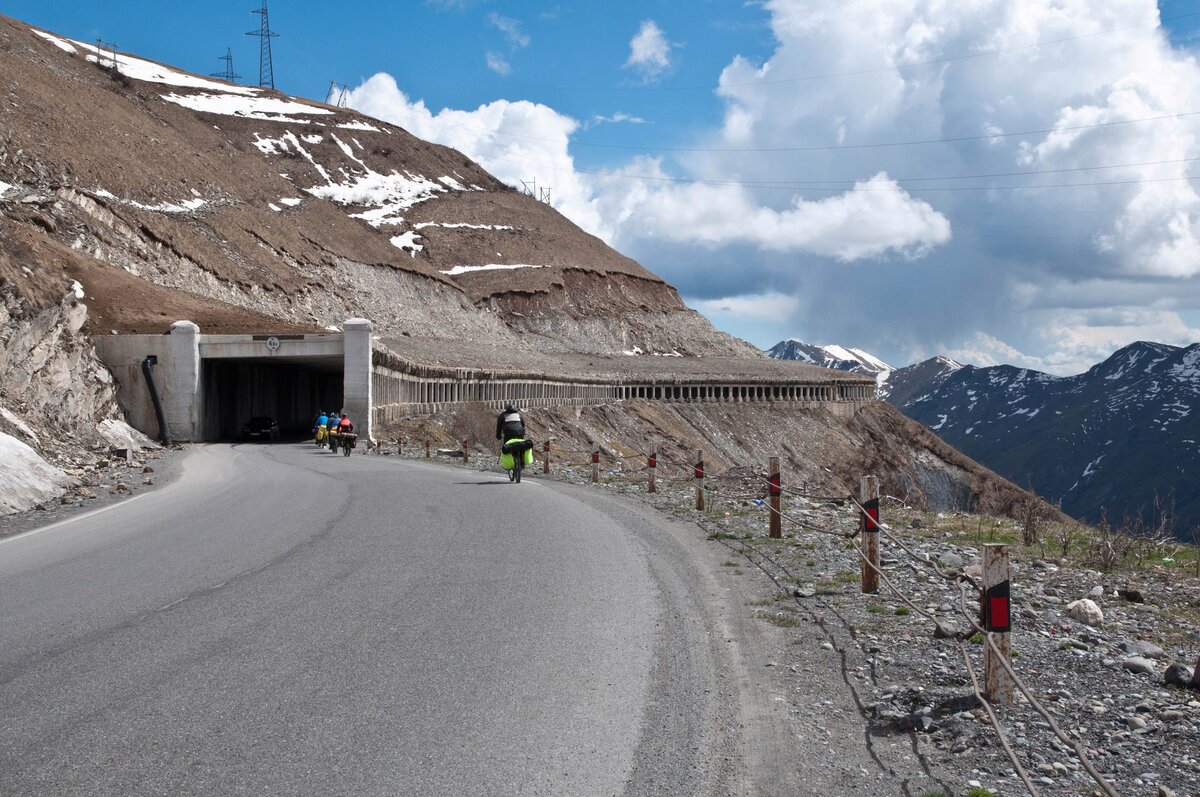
[495,403,525,442]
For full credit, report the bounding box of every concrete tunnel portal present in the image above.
[94,320,372,444]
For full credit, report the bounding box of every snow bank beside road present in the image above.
[0,432,70,514]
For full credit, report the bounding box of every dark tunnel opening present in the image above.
[201,359,343,441]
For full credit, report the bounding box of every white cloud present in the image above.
[485,51,511,76]
[349,0,1200,372]
[488,12,530,49]
[583,112,646,131]
[624,20,673,80]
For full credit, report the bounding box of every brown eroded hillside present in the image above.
[0,14,749,361]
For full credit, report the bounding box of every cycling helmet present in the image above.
[504,403,518,412]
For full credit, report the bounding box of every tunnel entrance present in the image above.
[201,358,343,440]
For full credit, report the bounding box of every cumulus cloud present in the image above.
[624,20,673,80]
[349,1,1200,373]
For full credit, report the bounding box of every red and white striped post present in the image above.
[982,543,1013,705]
[543,440,550,474]
[860,475,880,593]
[591,442,600,484]
[462,439,469,465]
[647,445,657,493]
[694,450,705,511]
[768,456,782,539]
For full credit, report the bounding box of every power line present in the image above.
[567,109,1200,153]
[403,107,1200,156]
[489,152,1200,194]
[388,10,1200,95]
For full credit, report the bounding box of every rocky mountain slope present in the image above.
[881,355,964,405]
[899,342,1200,536]
[0,14,1052,520]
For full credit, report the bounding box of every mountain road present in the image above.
[0,443,781,796]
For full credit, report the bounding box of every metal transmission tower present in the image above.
[327,80,349,108]
[95,38,119,71]
[245,1,279,90]
[210,47,241,83]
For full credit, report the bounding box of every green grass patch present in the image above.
[894,606,911,616]
[764,613,801,628]
[721,560,739,567]
[969,632,984,644]
[967,789,997,797]
[866,603,888,615]
[748,597,774,607]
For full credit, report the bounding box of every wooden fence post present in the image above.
[462,439,469,464]
[695,450,705,511]
[860,475,880,593]
[425,440,430,459]
[397,437,403,457]
[768,456,781,539]
[982,543,1014,705]
[543,440,550,474]
[591,442,599,484]
[648,445,657,493]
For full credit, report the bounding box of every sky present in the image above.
[7,1,1200,374]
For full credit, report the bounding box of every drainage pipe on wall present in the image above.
[141,355,173,447]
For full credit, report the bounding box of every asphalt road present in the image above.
[0,443,755,796]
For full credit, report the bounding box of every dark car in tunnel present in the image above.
[242,416,281,441]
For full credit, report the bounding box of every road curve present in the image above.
[0,443,754,796]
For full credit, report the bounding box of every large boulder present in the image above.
[1067,598,1104,627]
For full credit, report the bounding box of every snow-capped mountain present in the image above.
[766,341,965,402]
[767,340,895,394]
[900,341,1200,536]
[767,340,891,373]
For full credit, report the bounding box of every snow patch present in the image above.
[0,181,12,197]
[71,280,85,299]
[163,92,333,122]
[63,36,260,94]
[389,231,424,256]
[440,263,547,276]
[0,431,70,515]
[311,171,446,225]
[130,197,206,214]
[269,203,282,212]
[301,134,324,144]
[33,30,77,53]
[623,346,644,356]
[337,121,382,132]
[279,197,303,207]
[412,222,515,231]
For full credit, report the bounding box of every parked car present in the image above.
[242,416,280,440]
